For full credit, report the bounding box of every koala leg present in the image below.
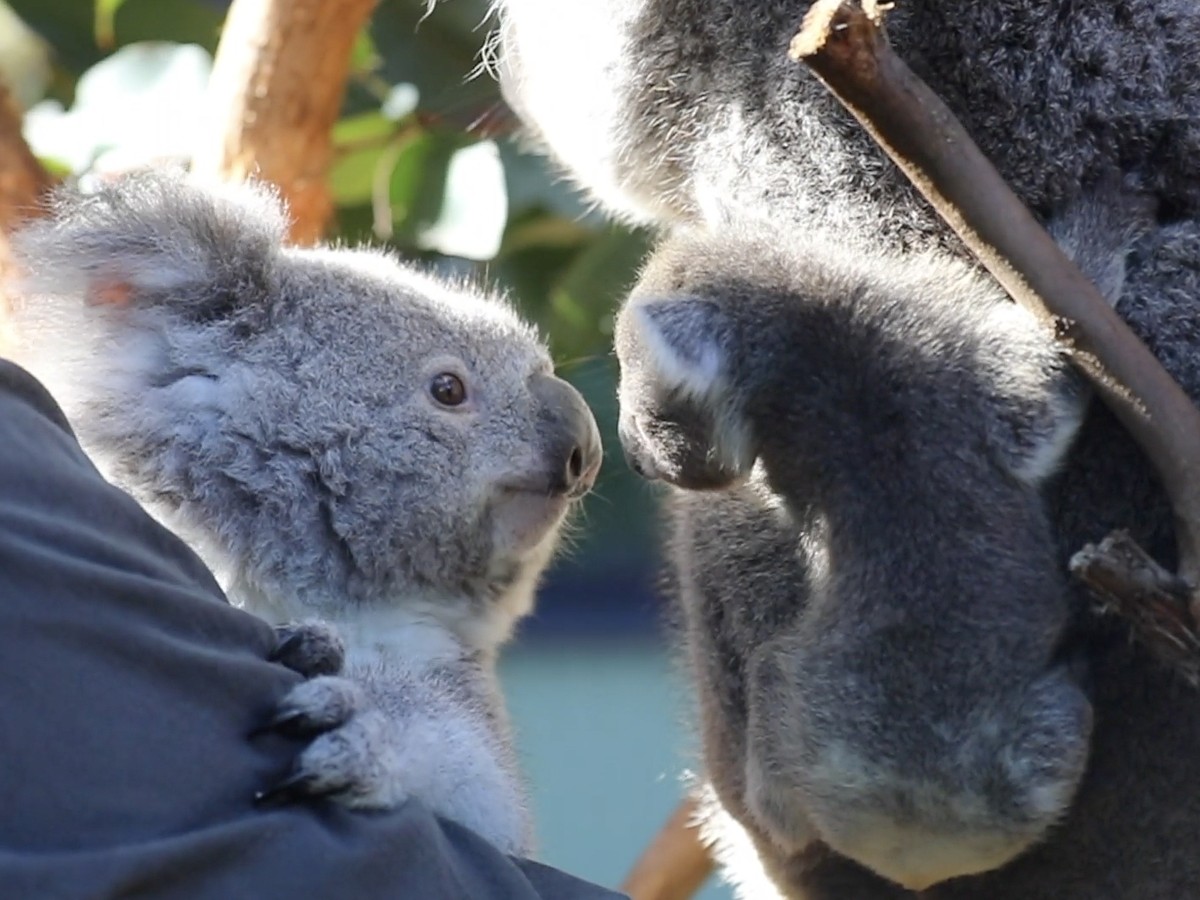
[269,620,346,678]
[743,635,821,856]
[744,634,1093,891]
[979,666,1093,842]
[253,667,532,854]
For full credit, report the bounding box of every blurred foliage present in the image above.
[1,0,661,600]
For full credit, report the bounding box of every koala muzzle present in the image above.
[531,372,603,499]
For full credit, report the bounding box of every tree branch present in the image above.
[620,796,714,900]
[0,79,54,353]
[1070,532,1200,686]
[192,0,380,245]
[789,1,1200,646]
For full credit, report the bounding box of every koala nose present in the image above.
[531,372,603,498]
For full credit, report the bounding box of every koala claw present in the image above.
[258,707,404,810]
[255,676,405,809]
[260,675,365,738]
[269,620,346,678]
[254,770,324,808]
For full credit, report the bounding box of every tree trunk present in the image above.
[193,0,380,245]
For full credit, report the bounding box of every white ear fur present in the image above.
[631,299,726,401]
[626,298,756,476]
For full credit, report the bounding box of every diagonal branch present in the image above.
[790,1,1200,639]
[192,0,381,245]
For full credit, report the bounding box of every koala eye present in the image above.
[430,372,467,407]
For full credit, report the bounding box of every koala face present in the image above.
[8,172,601,649]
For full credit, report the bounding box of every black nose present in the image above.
[532,373,603,498]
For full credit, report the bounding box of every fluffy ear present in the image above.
[616,296,754,488]
[9,169,287,321]
[619,297,731,401]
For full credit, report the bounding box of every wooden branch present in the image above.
[620,796,714,900]
[0,79,54,354]
[1071,533,1200,685]
[789,2,1200,634]
[0,81,52,238]
[192,0,381,245]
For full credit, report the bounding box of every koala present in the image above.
[491,0,1200,896]
[618,217,1101,893]
[494,0,1200,246]
[4,170,602,857]
[620,217,1200,900]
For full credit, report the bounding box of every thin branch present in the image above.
[1071,533,1200,685]
[620,796,715,900]
[192,0,381,245]
[790,2,1200,629]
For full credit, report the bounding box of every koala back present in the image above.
[498,0,1200,245]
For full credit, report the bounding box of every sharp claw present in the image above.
[254,769,322,807]
[269,625,346,677]
[268,631,305,664]
[247,707,316,740]
[254,768,352,808]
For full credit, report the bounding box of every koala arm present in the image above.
[261,648,532,857]
[1046,178,1157,307]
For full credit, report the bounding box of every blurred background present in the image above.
[0,0,727,895]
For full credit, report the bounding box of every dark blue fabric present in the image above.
[0,358,625,899]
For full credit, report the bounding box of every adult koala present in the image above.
[6,170,602,857]
[495,0,1200,897]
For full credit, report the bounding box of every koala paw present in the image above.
[269,620,346,678]
[255,675,406,810]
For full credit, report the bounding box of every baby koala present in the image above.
[6,170,602,855]
[615,221,1098,891]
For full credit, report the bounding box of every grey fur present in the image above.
[495,0,1200,896]
[6,170,602,857]
[618,220,1102,891]
[496,0,1200,246]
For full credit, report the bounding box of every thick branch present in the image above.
[790,1,1200,611]
[193,0,380,245]
[620,797,714,900]
[0,81,52,238]
[0,79,54,353]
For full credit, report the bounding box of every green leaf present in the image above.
[548,227,651,361]
[94,0,127,48]
[348,27,381,77]
[332,111,399,149]
[381,129,477,245]
[329,144,388,207]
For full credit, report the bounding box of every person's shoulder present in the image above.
[0,358,75,435]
